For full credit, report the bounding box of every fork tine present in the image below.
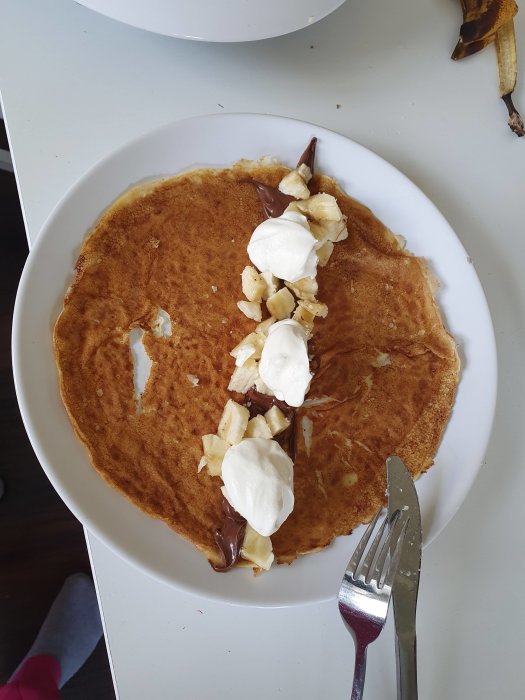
[347,507,382,575]
[381,517,409,590]
[361,512,391,582]
[369,509,401,585]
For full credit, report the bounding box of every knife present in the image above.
[386,455,422,700]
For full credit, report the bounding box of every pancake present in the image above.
[53,158,459,567]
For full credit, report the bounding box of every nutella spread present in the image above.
[297,136,317,173]
[249,181,293,219]
[248,137,317,220]
[212,498,247,572]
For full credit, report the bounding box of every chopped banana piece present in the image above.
[264,405,291,436]
[237,300,262,322]
[309,221,325,241]
[228,358,260,394]
[201,434,229,476]
[241,265,266,302]
[260,270,279,300]
[245,415,273,439]
[310,218,348,243]
[328,217,348,242]
[255,316,276,336]
[217,399,250,445]
[295,192,343,221]
[266,287,296,320]
[230,332,264,366]
[231,342,255,367]
[297,163,312,183]
[241,524,275,570]
[298,299,328,318]
[254,375,275,396]
[285,276,318,301]
[316,240,334,267]
[292,304,315,338]
[289,191,348,243]
[278,170,310,200]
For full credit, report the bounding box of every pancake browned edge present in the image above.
[53,160,460,568]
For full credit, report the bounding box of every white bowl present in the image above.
[74,0,348,42]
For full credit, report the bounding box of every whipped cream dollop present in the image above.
[221,438,294,537]
[247,210,318,283]
[258,319,312,407]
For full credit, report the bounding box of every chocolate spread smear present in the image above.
[211,498,247,572]
[297,137,317,175]
[248,181,294,219]
[244,387,293,418]
[247,136,318,219]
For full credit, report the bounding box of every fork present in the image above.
[338,508,408,700]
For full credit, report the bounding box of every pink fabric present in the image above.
[0,655,61,700]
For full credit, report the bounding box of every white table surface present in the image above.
[2,0,524,698]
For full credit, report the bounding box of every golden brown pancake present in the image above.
[53,160,459,567]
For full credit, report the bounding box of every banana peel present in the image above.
[452,0,518,59]
[496,20,525,134]
[452,0,524,136]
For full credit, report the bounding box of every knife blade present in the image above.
[386,455,422,700]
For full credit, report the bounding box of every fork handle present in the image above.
[351,642,368,700]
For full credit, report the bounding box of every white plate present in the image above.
[74,0,347,42]
[12,114,497,607]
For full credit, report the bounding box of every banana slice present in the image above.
[241,266,266,302]
[217,399,250,445]
[255,316,276,336]
[245,415,273,439]
[288,192,348,243]
[264,405,291,436]
[237,300,262,322]
[307,192,344,220]
[292,304,315,338]
[298,298,328,318]
[230,332,264,367]
[278,170,311,200]
[285,276,318,301]
[288,192,341,220]
[316,240,334,267]
[241,524,275,570]
[231,343,255,367]
[260,270,279,300]
[228,358,260,394]
[310,218,348,244]
[297,163,312,183]
[266,287,296,320]
[201,434,230,476]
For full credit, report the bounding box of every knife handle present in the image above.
[395,633,418,700]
